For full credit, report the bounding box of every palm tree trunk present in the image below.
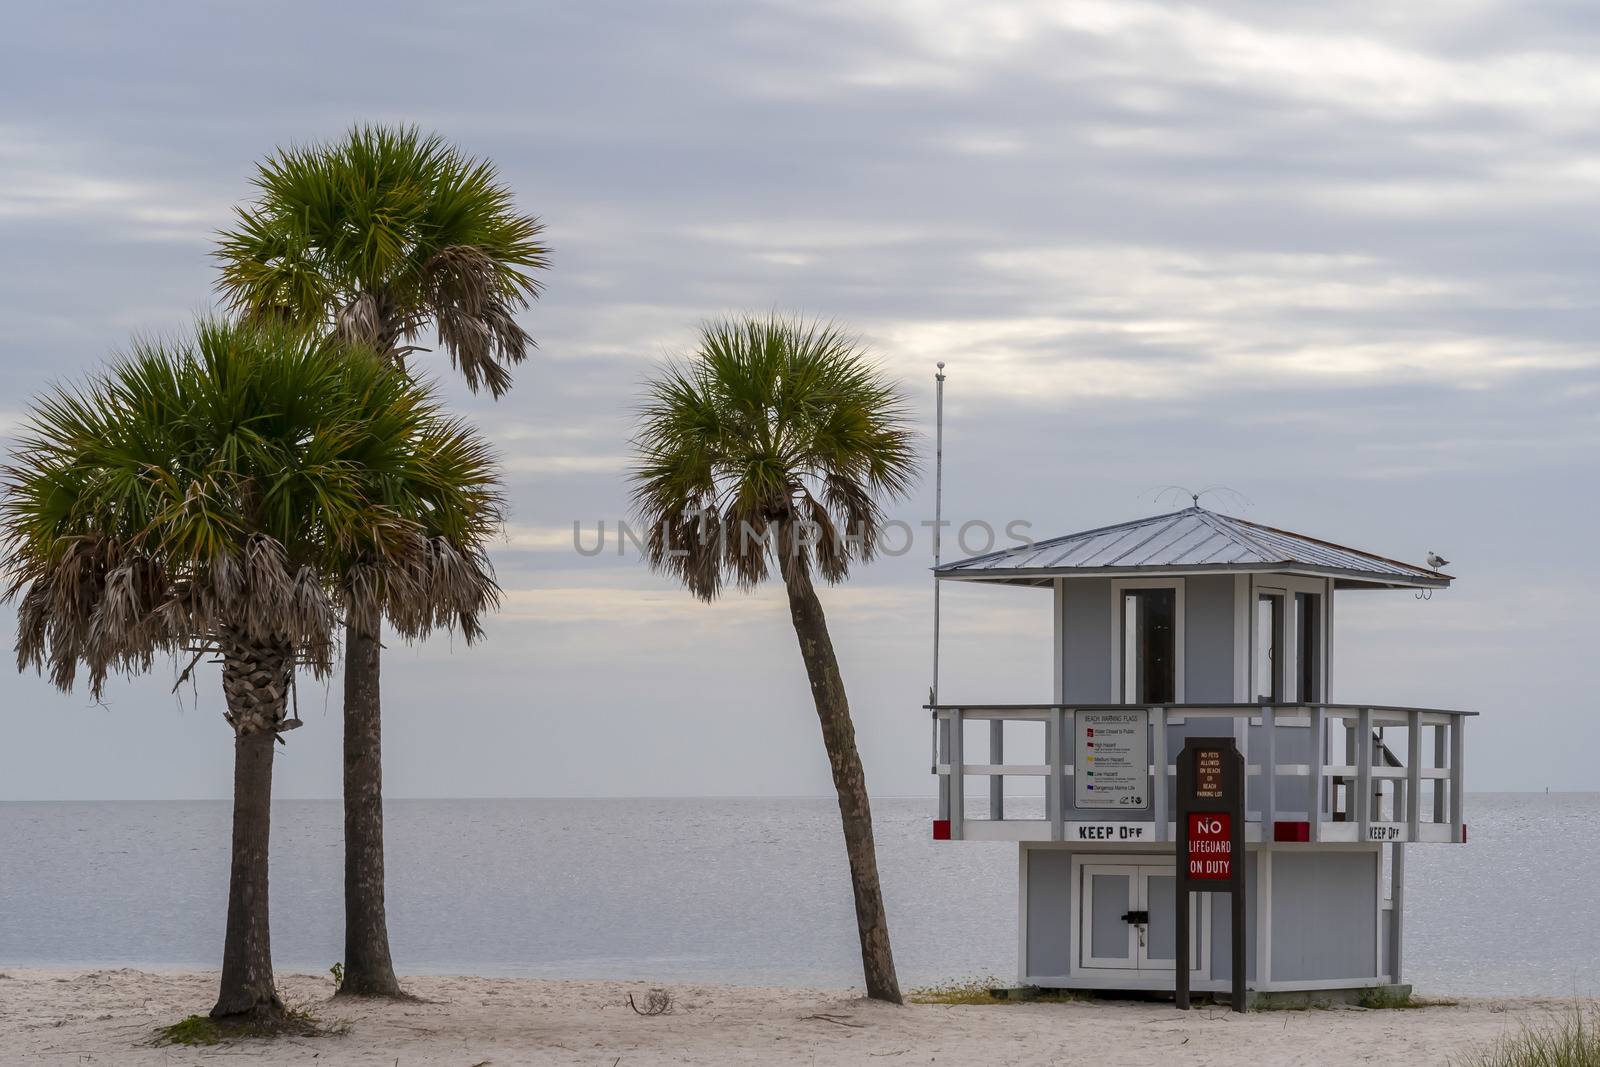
[340,606,402,996]
[212,639,290,1021]
[782,566,902,1004]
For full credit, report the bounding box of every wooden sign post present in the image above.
[1175,737,1246,1012]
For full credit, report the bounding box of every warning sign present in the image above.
[1074,711,1149,809]
[1187,812,1232,880]
[1195,750,1224,799]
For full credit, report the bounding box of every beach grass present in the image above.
[1357,987,1460,1010]
[1453,1004,1600,1067]
[908,977,1012,1005]
[1359,987,1416,1009]
[909,978,1458,1012]
[153,1005,345,1046]
[908,977,1087,1005]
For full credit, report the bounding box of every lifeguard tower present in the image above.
[929,504,1469,1000]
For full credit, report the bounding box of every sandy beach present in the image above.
[0,968,1587,1066]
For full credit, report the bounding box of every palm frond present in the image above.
[420,244,534,398]
[1,318,506,697]
[214,124,549,395]
[628,314,920,599]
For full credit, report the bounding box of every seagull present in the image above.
[1426,551,1450,570]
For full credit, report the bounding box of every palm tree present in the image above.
[1,320,502,1022]
[214,124,546,995]
[629,315,917,1003]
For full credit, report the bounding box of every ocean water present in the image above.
[0,794,1594,996]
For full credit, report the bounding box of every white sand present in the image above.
[0,968,1584,1066]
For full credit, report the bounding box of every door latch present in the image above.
[1120,910,1150,925]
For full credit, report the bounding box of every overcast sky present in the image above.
[2,0,1597,800]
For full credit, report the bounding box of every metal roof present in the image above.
[938,506,1451,590]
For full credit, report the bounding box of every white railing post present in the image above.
[1262,705,1277,833]
[1357,707,1373,841]
[989,719,1005,822]
[1450,714,1465,841]
[1234,708,1249,766]
[1345,718,1357,820]
[1309,705,1324,842]
[1151,706,1168,842]
[1050,707,1067,842]
[949,707,964,839]
[1433,722,1448,824]
[1390,842,1406,982]
[1406,711,1422,842]
[935,709,949,822]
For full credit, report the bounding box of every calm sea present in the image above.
[0,794,1594,996]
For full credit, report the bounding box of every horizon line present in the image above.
[1,789,1590,804]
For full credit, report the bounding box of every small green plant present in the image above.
[329,962,344,985]
[1452,1004,1600,1067]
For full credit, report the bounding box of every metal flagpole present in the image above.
[932,362,949,822]
[932,361,946,704]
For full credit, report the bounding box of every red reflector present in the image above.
[1273,820,1311,842]
[1462,823,1467,843]
[932,819,951,841]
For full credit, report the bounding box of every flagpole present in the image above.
[932,361,946,705]
[932,363,948,822]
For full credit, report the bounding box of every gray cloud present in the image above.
[1,0,1596,800]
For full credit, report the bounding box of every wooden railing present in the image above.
[929,703,1470,844]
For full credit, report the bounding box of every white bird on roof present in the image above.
[1426,551,1450,570]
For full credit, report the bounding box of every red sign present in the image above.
[1187,812,1232,880]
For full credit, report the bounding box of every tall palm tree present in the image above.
[629,315,917,1003]
[1,321,502,1022]
[214,124,546,995]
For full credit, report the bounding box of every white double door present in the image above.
[1079,862,1205,974]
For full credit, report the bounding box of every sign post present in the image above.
[1175,737,1246,1012]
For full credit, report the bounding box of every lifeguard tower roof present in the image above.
[939,505,1450,591]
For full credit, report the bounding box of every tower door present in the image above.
[1138,870,1193,970]
[1078,862,1205,974]
[1081,864,1142,968]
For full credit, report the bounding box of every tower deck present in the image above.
[931,701,1469,845]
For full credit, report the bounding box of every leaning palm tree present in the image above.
[214,124,546,995]
[629,315,917,1003]
[1,320,502,1022]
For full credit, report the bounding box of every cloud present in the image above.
[821,0,1600,127]
[502,454,629,475]
[0,128,225,243]
[2,0,1598,798]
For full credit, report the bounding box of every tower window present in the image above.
[1256,592,1284,703]
[1296,591,1323,702]
[1122,588,1176,704]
